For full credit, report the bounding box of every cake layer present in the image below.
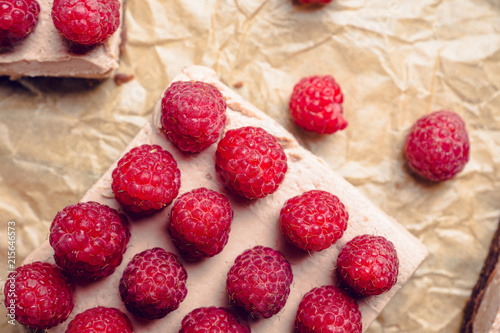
[475,261,500,332]
[0,0,123,79]
[461,218,500,333]
[22,65,428,332]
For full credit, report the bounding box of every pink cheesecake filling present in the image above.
[0,0,123,79]
[22,65,428,332]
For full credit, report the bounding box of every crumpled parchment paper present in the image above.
[1,0,500,332]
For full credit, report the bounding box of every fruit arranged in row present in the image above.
[4,80,403,332]
[0,0,121,47]
[3,233,398,332]
[3,76,466,332]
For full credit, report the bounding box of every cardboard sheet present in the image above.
[1,0,499,332]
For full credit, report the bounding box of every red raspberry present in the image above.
[280,190,348,251]
[215,126,288,199]
[161,81,227,153]
[295,285,362,333]
[226,246,293,318]
[51,0,120,46]
[3,262,74,330]
[66,307,133,333]
[404,110,470,182]
[119,247,188,320]
[299,0,333,4]
[111,144,181,215]
[180,306,251,333]
[168,187,233,260]
[0,0,40,46]
[289,75,347,134]
[337,234,399,296]
[49,201,130,281]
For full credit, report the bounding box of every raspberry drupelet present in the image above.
[337,234,399,296]
[112,144,181,215]
[226,246,293,318]
[0,0,40,46]
[295,285,362,333]
[404,110,470,182]
[280,189,349,251]
[119,247,188,320]
[215,126,288,200]
[51,0,120,46]
[3,261,74,330]
[289,75,347,134]
[66,306,134,333]
[168,187,233,260]
[49,201,130,281]
[161,81,227,153]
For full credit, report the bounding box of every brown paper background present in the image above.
[1,0,500,332]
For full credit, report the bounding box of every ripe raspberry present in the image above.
[180,306,251,333]
[299,0,333,4]
[49,201,130,281]
[3,262,74,330]
[337,234,399,296]
[280,190,348,251]
[226,246,293,318]
[119,247,188,320]
[289,75,347,134]
[112,144,181,215]
[51,0,120,46]
[295,285,362,333]
[215,126,288,199]
[168,187,233,260]
[0,0,40,46]
[66,307,133,333]
[404,110,470,182]
[161,81,227,153]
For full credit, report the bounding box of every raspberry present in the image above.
[404,110,470,182]
[168,187,233,260]
[215,126,288,199]
[226,246,293,318]
[66,307,133,333]
[0,0,39,46]
[49,201,130,281]
[289,75,347,134]
[180,306,251,333]
[337,234,399,296]
[161,81,227,153]
[280,189,349,251]
[299,0,333,4]
[3,262,74,330]
[51,0,120,46]
[295,285,362,333]
[111,144,181,215]
[119,247,188,320]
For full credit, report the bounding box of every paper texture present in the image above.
[0,0,499,332]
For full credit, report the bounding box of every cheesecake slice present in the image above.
[461,219,500,333]
[0,0,124,79]
[22,65,428,332]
